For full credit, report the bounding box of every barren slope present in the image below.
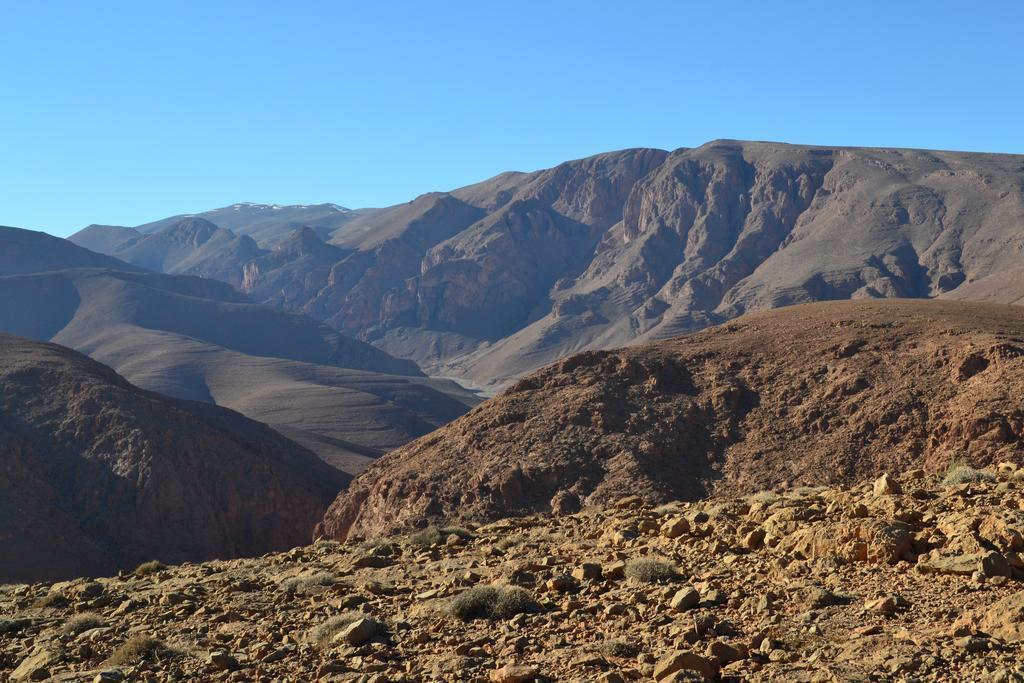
[0,227,479,472]
[0,334,344,584]
[320,299,1024,540]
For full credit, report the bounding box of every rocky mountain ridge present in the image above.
[319,299,1024,541]
[71,141,1024,388]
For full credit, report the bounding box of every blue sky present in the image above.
[2,1,1022,237]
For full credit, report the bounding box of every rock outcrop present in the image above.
[0,334,345,583]
[319,299,1024,540]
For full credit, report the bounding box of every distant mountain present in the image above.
[72,218,266,288]
[0,333,344,583]
[0,225,142,275]
[136,202,355,246]
[64,223,143,254]
[0,226,479,474]
[73,141,1024,389]
[320,299,1024,540]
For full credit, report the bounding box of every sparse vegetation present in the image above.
[408,526,474,548]
[107,635,168,665]
[358,537,388,551]
[134,560,166,576]
[596,639,641,658]
[33,592,67,608]
[747,490,782,505]
[449,585,542,621]
[495,534,524,551]
[280,571,337,594]
[943,461,996,486]
[653,502,684,516]
[624,558,678,583]
[306,611,380,648]
[62,612,104,635]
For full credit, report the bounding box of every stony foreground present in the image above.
[4,466,1024,682]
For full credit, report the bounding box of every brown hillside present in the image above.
[0,334,344,583]
[320,299,1024,540]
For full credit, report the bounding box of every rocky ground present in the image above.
[4,465,1024,682]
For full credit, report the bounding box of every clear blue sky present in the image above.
[3,1,1022,237]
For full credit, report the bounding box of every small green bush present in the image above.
[107,635,168,665]
[409,526,474,548]
[280,571,336,594]
[62,612,104,635]
[133,560,166,576]
[449,585,541,621]
[623,558,678,583]
[943,462,996,486]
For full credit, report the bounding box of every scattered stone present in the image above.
[670,586,700,611]
[550,490,581,516]
[2,472,1023,682]
[917,551,1011,578]
[571,563,602,581]
[207,649,236,671]
[661,517,690,539]
[874,473,902,496]
[10,649,55,682]
[489,663,538,683]
[334,618,379,646]
[654,650,718,680]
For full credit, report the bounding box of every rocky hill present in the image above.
[4,467,1024,681]
[320,299,1024,541]
[95,218,265,288]
[0,333,344,584]
[0,226,479,473]
[71,141,1024,389]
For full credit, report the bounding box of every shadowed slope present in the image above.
[0,334,344,583]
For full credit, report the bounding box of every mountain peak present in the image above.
[158,217,223,245]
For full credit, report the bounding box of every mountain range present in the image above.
[71,140,1024,389]
[0,227,479,474]
[5,138,1024,584]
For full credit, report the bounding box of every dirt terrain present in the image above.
[4,467,1024,681]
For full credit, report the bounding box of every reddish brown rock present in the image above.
[320,300,1024,540]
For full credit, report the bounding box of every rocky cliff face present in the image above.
[74,142,1024,389]
[0,334,345,583]
[318,299,1024,540]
